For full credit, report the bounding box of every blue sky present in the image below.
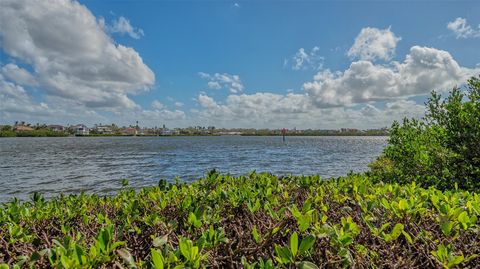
[1,0,479,128]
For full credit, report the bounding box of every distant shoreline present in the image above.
[0,134,389,138]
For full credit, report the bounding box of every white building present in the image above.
[73,124,89,135]
[95,125,113,134]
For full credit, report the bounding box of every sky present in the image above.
[1,0,480,129]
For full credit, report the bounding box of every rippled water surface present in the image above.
[0,136,387,202]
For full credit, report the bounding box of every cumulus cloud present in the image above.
[137,100,186,122]
[304,46,478,107]
[100,16,144,39]
[141,107,185,122]
[194,30,478,128]
[1,64,37,86]
[0,0,155,111]
[151,100,165,110]
[0,75,43,115]
[193,90,426,129]
[195,92,308,127]
[286,47,324,70]
[0,74,103,123]
[199,72,244,93]
[447,17,480,39]
[347,27,401,61]
[198,94,219,109]
[193,25,477,128]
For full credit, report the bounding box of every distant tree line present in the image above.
[0,125,69,137]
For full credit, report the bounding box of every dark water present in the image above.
[0,136,387,202]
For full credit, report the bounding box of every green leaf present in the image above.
[458,211,470,229]
[179,239,190,260]
[431,244,449,262]
[252,226,262,244]
[190,245,199,261]
[398,199,408,211]
[342,235,354,246]
[447,255,464,268]
[299,235,316,255]
[151,249,164,269]
[290,232,298,257]
[378,222,391,235]
[401,231,413,244]
[440,221,453,236]
[274,245,292,264]
[384,223,404,242]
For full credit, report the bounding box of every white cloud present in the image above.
[174,102,184,108]
[193,27,479,129]
[347,27,401,61]
[1,64,37,86]
[199,72,244,93]
[0,0,155,111]
[195,92,313,127]
[198,94,219,109]
[447,17,480,39]
[151,100,165,110]
[100,16,144,39]
[0,74,103,124]
[360,104,380,117]
[207,81,221,89]
[149,100,185,120]
[193,90,425,129]
[304,46,478,108]
[141,107,186,122]
[287,47,324,70]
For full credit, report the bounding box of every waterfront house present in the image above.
[161,129,179,135]
[122,127,137,136]
[95,125,113,134]
[72,124,89,135]
[47,125,65,132]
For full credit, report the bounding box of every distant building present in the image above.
[218,131,242,135]
[341,128,359,133]
[161,129,179,135]
[72,124,89,135]
[95,125,113,134]
[122,127,137,136]
[47,125,65,132]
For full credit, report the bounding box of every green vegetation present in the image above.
[0,125,69,137]
[0,126,16,137]
[14,130,69,137]
[1,171,479,268]
[370,76,480,191]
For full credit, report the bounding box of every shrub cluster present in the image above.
[370,76,480,191]
[1,172,479,268]
[0,126,69,137]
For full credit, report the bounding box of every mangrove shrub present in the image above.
[371,75,480,190]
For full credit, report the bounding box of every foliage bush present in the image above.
[0,172,479,268]
[0,125,69,137]
[0,126,15,137]
[371,76,480,190]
